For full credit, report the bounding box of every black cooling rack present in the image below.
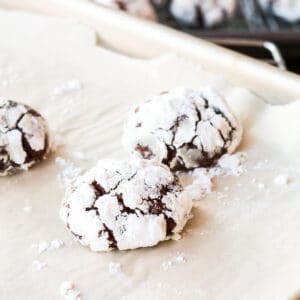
[154,0,300,73]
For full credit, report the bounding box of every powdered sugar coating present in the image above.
[123,87,242,172]
[93,0,157,21]
[60,159,193,251]
[258,0,300,23]
[0,99,50,176]
[170,0,236,28]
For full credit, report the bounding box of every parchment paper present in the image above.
[0,9,300,300]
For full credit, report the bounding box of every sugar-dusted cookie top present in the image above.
[60,158,193,251]
[170,0,236,28]
[123,87,242,172]
[0,99,50,176]
[93,0,157,21]
[258,0,300,23]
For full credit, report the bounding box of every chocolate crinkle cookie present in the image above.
[123,87,242,172]
[170,0,236,28]
[60,159,193,251]
[93,0,157,21]
[258,0,300,23]
[0,99,50,176]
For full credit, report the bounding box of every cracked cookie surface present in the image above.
[258,0,300,23]
[170,0,236,28]
[0,99,50,176]
[93,0,157,21]
[60,159,193,251]
[123,87,242,172]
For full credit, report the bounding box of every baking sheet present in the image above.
[0,0,300,104]
[1,7,300,300]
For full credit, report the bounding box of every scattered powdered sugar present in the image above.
[161,253,187,271]
[108,262,128,281]
[50,239,65,249]
[274,174,290,186]
[32,242,49,254]
[23,206,32,212]
[217,153,246,176]
[179,168,213,200]
[253,159,270,170]
[180,152,246,202]
[175,254,186,262]
[52,79,82,96]
[109,262,122,275]
[181,168,213,201]
[31,240,64,254]
[60,281,81,300]
[32,260,48,270]
[55,157,82,187]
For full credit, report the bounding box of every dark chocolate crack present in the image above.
[91,180,106,198]
[141,184,178,236]
[0,148,9,171]
[17,111,48,164]
[67,223,82,240]
[116,193,141,215]
[81,172,139,249]
[135,144,154,160]
[99,224,117,249]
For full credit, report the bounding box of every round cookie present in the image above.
[170,0,237,28]
[60,159,193,251]
[123,87,242,172]
[258,0,300,23]
[0,99,50,176]
[93,0,157,21]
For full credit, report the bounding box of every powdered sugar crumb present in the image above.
[175,254,186,263]
[31,240,64,254]
[180,168,213,201]
[23,206,32,212]
[60,281,81,300]
[32,242,49,254]
[109,262,122,275]
[53,79,82,96]
[108,262,127,280]
[180,152,246,202]
[50,239,64,250]
[217,153,246,176]
[32,260,48,270]
[55,157,82,186]
[274,174,290,186]
[161,253,186,271]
